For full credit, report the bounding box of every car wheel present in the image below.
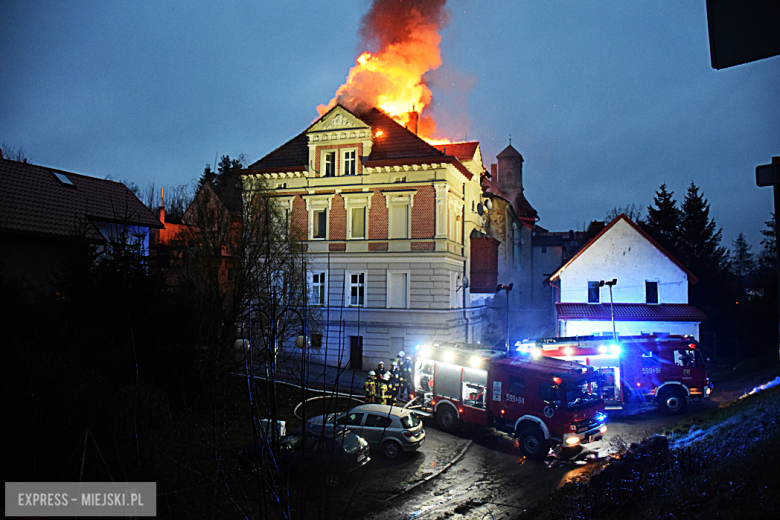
[382,441,401,459]
[438,405,459,433]
[517,426,549,461]
[658,388,687,415]
[324,472,341,488]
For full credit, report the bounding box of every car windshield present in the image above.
[400,413,421,429]
[563,376,604,411]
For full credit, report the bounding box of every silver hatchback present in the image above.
[308,404,425,459]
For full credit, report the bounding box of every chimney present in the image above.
[158,187,165,225]
[406,109,419,135]
[491,164,497,182]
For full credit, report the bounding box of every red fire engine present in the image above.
[411,343,607,460]
[517,334,714,415]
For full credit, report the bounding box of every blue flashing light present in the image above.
[595,411,607,423]
[609,343,622,356]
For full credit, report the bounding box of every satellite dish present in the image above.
[485,199,493,210]
[477,202,484,216]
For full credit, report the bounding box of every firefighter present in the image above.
[375,360,386,377]
[393,350,405,367]
[402,355,413,399]
[378,372,390,405]
[364,371,377,403]
[391,362,402,399]
[383,371,396,406]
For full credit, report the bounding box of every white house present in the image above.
[548,214,706,339]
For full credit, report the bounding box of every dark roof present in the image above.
[497,144,523,160]
[0,158,162,242]
[432,142,479,162]
[549,214,698,283]
[358,108,445,161]
[247,130,309,171]
[245,105,473,179]
[556,303,707,322]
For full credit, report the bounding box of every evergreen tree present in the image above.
[643,183,681,256]
[731,232,756,289]
[677,182,729,279]
[197,164,216,190]
[197,154,246,191]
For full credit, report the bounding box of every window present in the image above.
[348,272,365,307]
[674,350,696,368]
[508,376,525,396]
[389,204,409,239]
[336,412,364,427]
[364,414,392,428]
[313,208,327,239]
[538,382,561,407]
[387,271,409,309]
[646,281,658,304]
[587,281,600,303]
[310,271,327,305]
[310,333,322,351]
[343,149,356,176]
[323,152,336,177]
[349,207,365,239]
[541,247,547,254]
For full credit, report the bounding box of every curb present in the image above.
[382,440,473,503]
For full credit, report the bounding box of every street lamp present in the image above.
[599,279,617,340]
[496,283,514,350]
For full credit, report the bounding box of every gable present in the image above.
[549,215,697,283]
[308,105,371,135]
[561,218,688,281]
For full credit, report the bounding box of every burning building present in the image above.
[241,104,488,368]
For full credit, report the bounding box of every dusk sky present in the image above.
[2,0,778,250]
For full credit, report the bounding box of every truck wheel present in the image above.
[658,388,687,415]
[517,426,549,461]
[437,405,459,433]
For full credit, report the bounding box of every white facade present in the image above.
[552,216,702,339]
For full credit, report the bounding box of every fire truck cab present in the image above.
[517,334,714,415]
[412,344,607,460]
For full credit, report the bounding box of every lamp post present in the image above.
[599,279,617,340]
[496,283,514,350]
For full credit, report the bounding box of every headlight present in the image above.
[565,437,580,446]
[600,425,608,433]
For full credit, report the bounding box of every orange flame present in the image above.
[317,1,450,144]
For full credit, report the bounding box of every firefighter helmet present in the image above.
[368,371,376,377]
[398,351,405,358]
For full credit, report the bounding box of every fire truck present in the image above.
[516,334,714,415]
[410,343,607,460]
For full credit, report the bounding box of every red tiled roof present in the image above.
[556,303,707,322]
[245,106,473,179]
[432,142,479,162]
[0,158,162,242]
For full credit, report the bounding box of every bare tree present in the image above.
[605,203,644,223]
[1,143,32,162]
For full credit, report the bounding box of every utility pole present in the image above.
[599,279,618,340]
[756,156,780,360]
[496,284,514,350]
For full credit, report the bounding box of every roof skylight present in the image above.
[51,170,74,186]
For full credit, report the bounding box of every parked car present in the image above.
[238,423,371,487]
[308,404,425,459]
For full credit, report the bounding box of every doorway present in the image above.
[350,336,363,371]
